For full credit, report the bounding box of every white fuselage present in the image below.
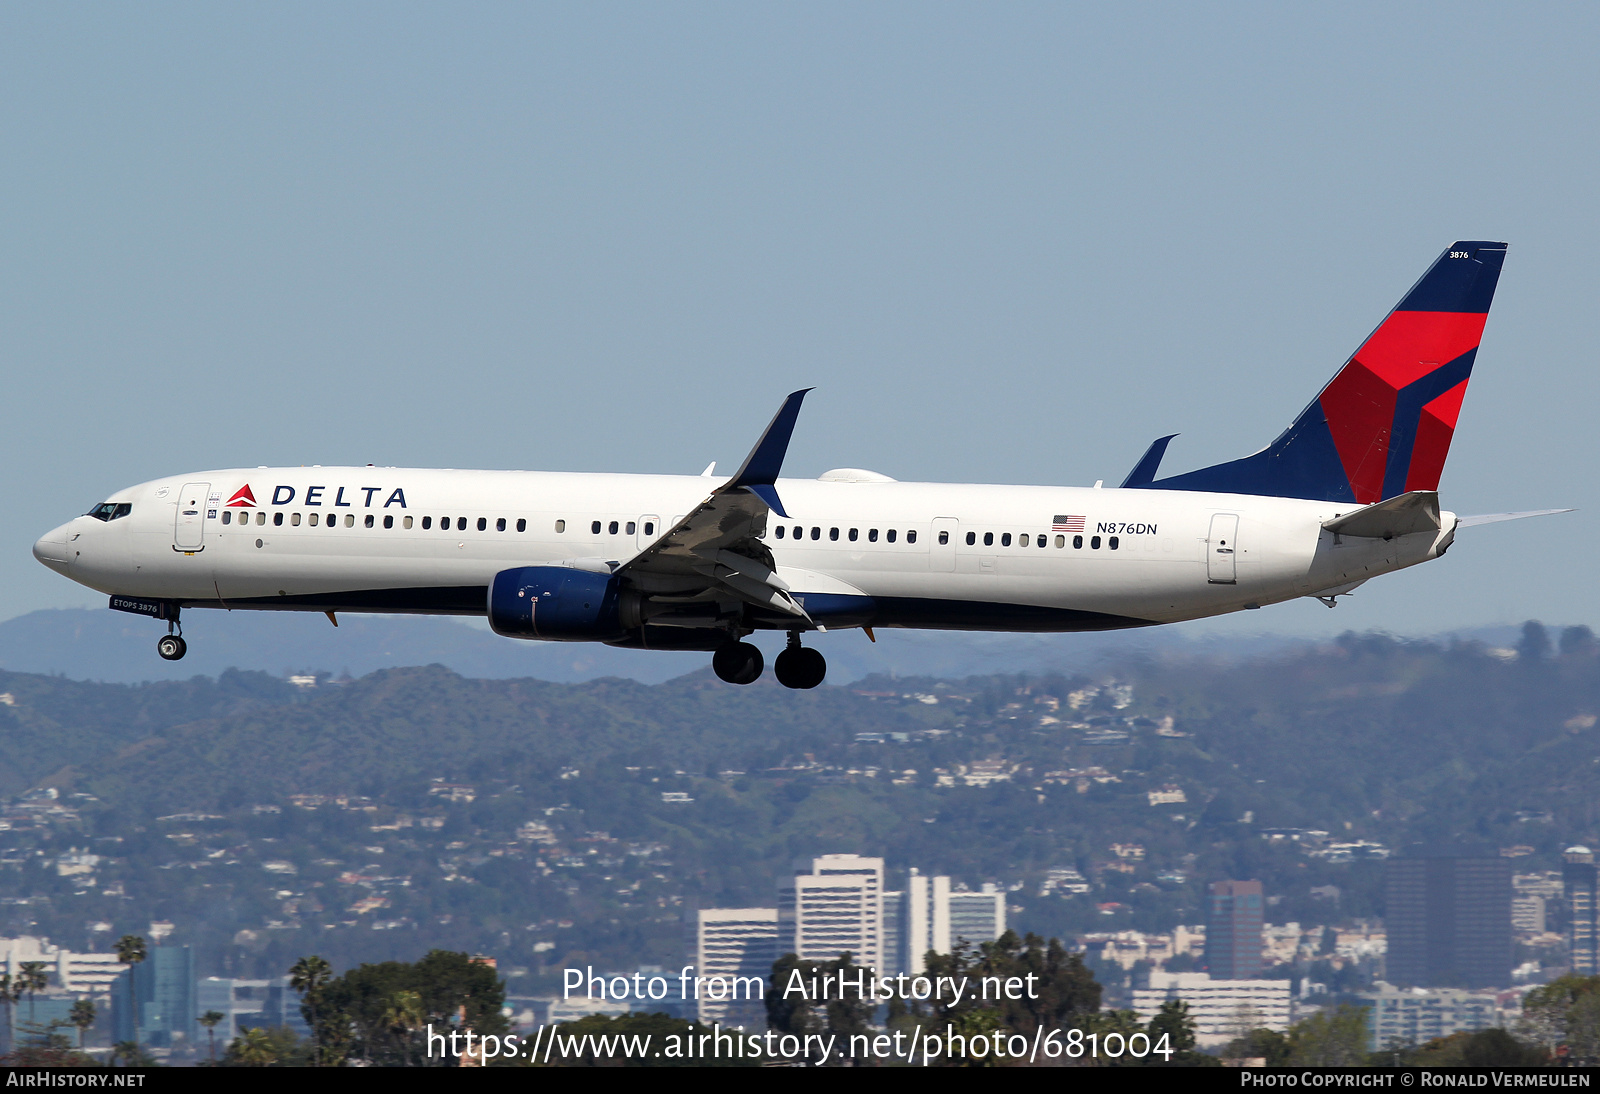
[33,466,1456,634]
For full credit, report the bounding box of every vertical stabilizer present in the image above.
[1139,242,1506,503]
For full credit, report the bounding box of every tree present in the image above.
[230,1027,278,1067]
[316,951,507,1067]
[1404,1028,1548,1067]
[17,963,47,1036]
[1560,625,1598,658]
[1143,999,1216,1067]
[1522,975,1600,1064]
[113,935,147,1059]
[1287,1005,1370,1066]
[198,1010,225,1063]
[1218,1026,1291,1066]
[765,953,875,1062]
[912,931,1101,1040]
[288,955,332,1066]
[109,1041,154,1067]
[1517,620,1552,662]
[382,990,426,1066]
[69,999,95,1051]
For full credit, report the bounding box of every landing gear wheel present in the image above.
[157,635,187,661]
[775,646,826,689]
[712,642,763,685]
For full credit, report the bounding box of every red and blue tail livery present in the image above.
[1139,241,1507,503]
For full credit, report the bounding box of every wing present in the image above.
[615,389,814,624]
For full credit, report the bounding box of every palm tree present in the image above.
[113,936,146,1059]
[110,1040,148,1067]
[17,963,47,1036]
[197,1010,224,1063]
[69,999,94,1050]
[233,1027,277,1067]
[288,955,332,1066]
[382,990,425,1067]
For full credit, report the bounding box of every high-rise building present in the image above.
[692,908,777,1024]
[881,890,904,977]
[778,854,884,971]
[891,869,1006,975]
[0,935,125,994]
[1131,971,1290,1046]
[948,886,1006,950]
[112,946,194,1047]
[195,976,312,1046]
[1361,985,1498,1052]
[1563,847,1598,975]
[1385,850,1512,988]
[1205,880,1264,979]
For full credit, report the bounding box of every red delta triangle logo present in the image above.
[225,485,257,508]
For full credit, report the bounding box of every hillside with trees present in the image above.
[0,624,1592,990]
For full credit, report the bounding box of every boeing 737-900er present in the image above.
[33,241,1563,689]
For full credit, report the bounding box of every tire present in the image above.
[712,642,763,685]
[776,646,825,689]
[157,635,187,661]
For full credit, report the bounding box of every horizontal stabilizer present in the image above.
[1457,508,1574,528]
[1322,491,1441,539]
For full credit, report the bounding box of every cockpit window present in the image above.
[86,503,132,522]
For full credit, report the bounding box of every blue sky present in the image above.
[3,4,1597,639]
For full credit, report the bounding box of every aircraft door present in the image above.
[637,514,660,552]
[1206,513,1238,584]
[173,482,210,552]
[930,517,958,572]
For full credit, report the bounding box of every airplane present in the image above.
[33,241,1561,690]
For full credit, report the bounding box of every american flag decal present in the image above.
[1052,514,1085,533]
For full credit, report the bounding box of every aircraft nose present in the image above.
[32,524,72,572]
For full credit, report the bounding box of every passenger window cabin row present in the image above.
[768,525,1120,551]
[772,526,918,544]
[215,512,654,535]
[964,530,1119,551]
[211,510,1120,551]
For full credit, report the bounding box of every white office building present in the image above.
[778,855,884,971]
[0,936,124,994]
[1361,985,1499,1052]
[693,908,777,1025]
[1131,971,1291,1047]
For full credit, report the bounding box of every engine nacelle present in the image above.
[488,566,628,641]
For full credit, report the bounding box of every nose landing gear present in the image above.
[774,632,825,690]
[712,641,763,685]
[156,612,187,661]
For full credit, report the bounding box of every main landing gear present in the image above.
[775,632,825,690]
[156,611,186,661]
[712,641,763,685]
[711,632,827,689]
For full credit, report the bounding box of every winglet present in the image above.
[1121,434,1179,489]
[728,389,811,518]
